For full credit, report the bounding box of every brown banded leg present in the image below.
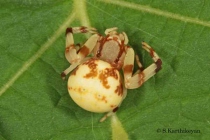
[105,27,129,45]
[61,27,99,79]
[105,27,118,35]
[123,47,135,87]
[65,26,97,63]
[123,42,162,89]
[133,55,144,75]
[142,42,162,73]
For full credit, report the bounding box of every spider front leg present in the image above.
[105,27,128,45]
[61,27,100,79]
[123,42,162,89]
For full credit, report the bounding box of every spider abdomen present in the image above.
[68,58,124,113]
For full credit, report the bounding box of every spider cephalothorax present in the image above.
[61,26,162,122]
[93,27,128,69]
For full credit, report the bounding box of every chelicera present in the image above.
[61,26,162,122]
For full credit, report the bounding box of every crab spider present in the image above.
[61,26,162,122]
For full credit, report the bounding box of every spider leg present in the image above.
[123,47,135,82]
[122,32,129,45]
[134,55,144,72]
[100,86,127,122]
[105,27,118,35]
[123,42,162,89]
[65,26,98,64]
[100,111,115,122]
[61,57,91,80]
[61,27,100,79]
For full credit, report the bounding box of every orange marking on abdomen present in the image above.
[83,58,98,78]
[99,68,118,89]
[68,86,72,90]
[68,86,86,95]
[114,84,123,96]
[110,105,117,108]
[95,94,108,103]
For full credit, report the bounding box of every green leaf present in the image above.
[1,0,210,139]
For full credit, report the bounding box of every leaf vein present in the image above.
[98,0,210,28]
[0,13,75,96]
